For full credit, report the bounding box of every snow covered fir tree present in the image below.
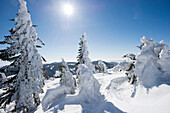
[135,36,170,88]
[0,0,45,112]
[76,64,102,103]
[59,59,76,94]
[96,60,108,73]
[76,33,96,73]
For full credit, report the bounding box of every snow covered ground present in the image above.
[33,70,170,113]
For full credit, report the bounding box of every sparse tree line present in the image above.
[0,0,170,112]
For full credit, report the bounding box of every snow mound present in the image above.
[42,85,73,111]
[106,76,136,101]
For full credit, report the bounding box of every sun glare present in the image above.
[63,4,73,16]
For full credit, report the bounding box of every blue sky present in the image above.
[0,0,170,65]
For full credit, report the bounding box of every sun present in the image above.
[63,4,73,16]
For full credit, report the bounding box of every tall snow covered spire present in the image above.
[0,0,44,112]
[76,64,102,102]
[77,33,96,73]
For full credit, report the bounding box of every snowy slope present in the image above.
[33,70,170,113]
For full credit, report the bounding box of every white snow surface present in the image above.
[32,70,170,113]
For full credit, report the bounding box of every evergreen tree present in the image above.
[0,0,45,112]
[96,60,108,73]
[59,59,76,94]
[77,33,95,73]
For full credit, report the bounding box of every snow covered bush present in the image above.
[77,33,96,73]
[0,0,44,112]
[59,59,76,94]
[76,64,102,103]
[135,36,166,88]
[96,60,108,73]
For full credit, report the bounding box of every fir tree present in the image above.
[76,33,95,73]
[0,0,45,112]
[59,59,76,94]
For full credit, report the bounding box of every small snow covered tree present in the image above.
[59,59,76,94]
[123,53,137,84]
[76,64,102,103]
[0,0,45,112]
[96,60,108,73]
[125,63,136,84]
[76,33,96,73]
